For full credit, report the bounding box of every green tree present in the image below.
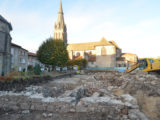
[67,59,88,68]
[37,38,68,67]
[34,64,41,75]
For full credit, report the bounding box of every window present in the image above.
[149,59,154,63]
[11,48,14,55]
[101,47,107,56]
[76,52,80,57]
[20,58,26,64]
[19,67,22,72]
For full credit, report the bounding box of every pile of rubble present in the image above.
[0,71,160,120]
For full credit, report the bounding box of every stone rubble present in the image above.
[0,71,160,119]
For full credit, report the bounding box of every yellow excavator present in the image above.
[126,58,160,73]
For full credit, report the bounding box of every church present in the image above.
[54,0,137,67]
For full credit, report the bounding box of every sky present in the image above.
[0,0,160,58]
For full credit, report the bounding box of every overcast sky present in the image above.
[0,0,160,58]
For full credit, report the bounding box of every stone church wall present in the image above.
[95,46,116,56]
[96,55,116,67]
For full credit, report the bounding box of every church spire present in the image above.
[59,0,63,14]
[57,0,64,26]
[54,0,68,45]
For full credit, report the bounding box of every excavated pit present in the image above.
[0,71,160,120]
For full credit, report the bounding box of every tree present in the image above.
[51,40,69,67]
[67,59,88,68]
[37,38,68,67]
[34,64,41,75]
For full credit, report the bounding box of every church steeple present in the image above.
[54,0,67,45]
[57,0,64,28]
[59,0,63,14]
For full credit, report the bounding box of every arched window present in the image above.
[76,52,80,57]
[101,47,107,56]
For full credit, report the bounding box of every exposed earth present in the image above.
[0,71,160,120]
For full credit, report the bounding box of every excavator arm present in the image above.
[126,63,140,73]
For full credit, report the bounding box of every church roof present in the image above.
[67,38,121,51]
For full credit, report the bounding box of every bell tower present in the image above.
[54,0,67,45]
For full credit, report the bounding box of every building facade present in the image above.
[11,43,28,72]
[68,38,122,67]
[116,53,138,67]
[28,52,40,67]
[0,15,12,76]
[54,0,67,45]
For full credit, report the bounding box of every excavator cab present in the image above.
[139,59,148,70]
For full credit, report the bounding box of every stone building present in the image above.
[54,0,67,45]
[116,53,138,67]
[0,15,12,76]
[28,52,41,67]
[68,38,122,67]
[11,43,28,72]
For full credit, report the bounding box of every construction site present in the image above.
[0,69,160,120]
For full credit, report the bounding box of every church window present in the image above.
[101,47,107,56]
[76,52,80,57]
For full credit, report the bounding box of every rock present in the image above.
[22,110,30,114]
[42,88,53,97]
[121,108,128,115]
[42,113,47,117]
[20,103,30,110]
[129,109,149,120]
[48,113,54,117]
[121,94,138,106]
[92,92,100,97]
[70,86,92,104]
[70,108,76,112]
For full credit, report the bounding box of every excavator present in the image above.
[126,58,160,73]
